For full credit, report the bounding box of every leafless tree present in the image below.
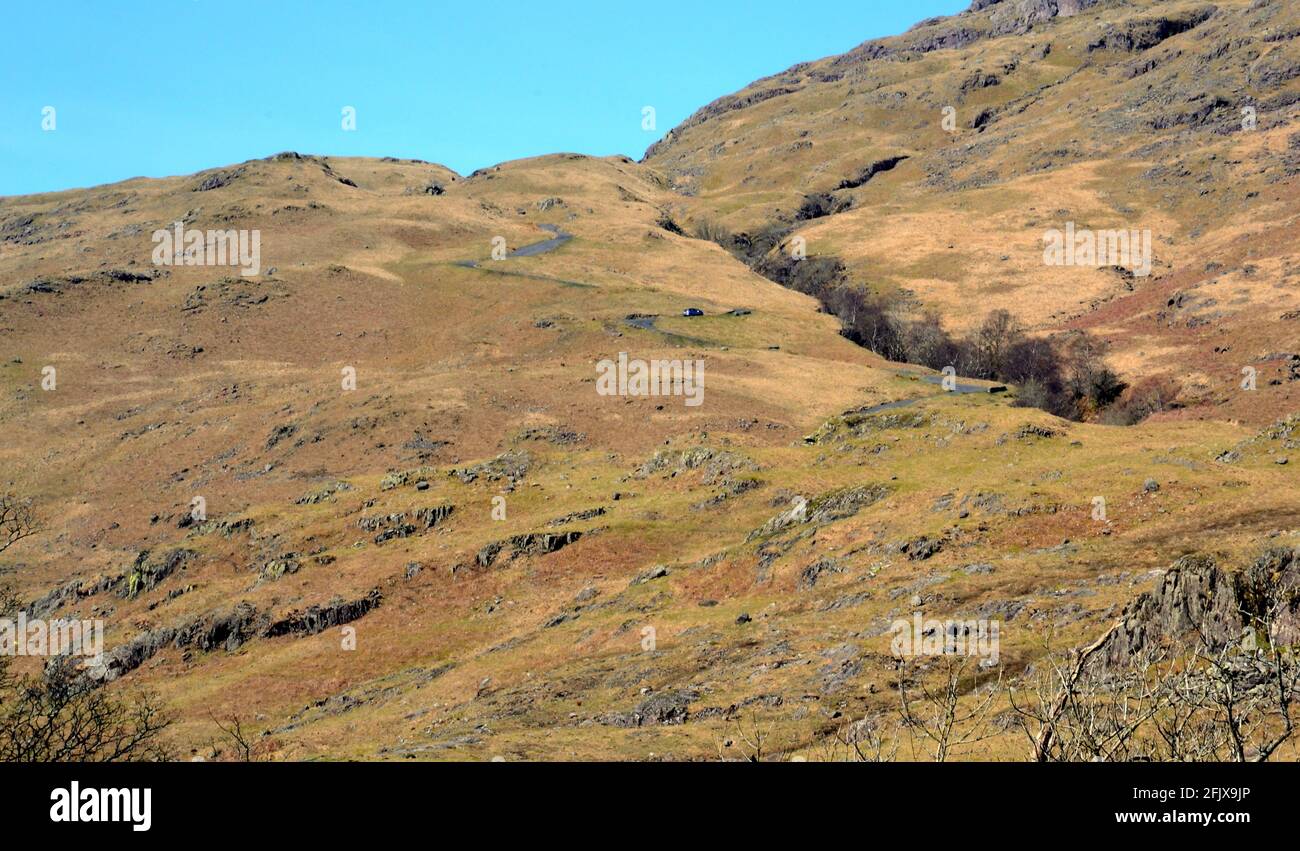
[1178,603,1298,762]
[1010,629,1171,762]
[211,712,258,762]
[898,655,1002,762]
[0,492,38,556]
[964,309,1024,379]
[719,710,774,762]
[691,216,733,246]
[817,713,899,762]
[1011,601,1298,763]
[0,495,172,762]
[0,656,172,762]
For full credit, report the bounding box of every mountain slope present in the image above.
[645,0,1300,426]
[1,0,1298,761]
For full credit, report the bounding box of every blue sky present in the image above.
[1,0,967,196]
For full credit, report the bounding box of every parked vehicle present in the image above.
[682,308,704,317]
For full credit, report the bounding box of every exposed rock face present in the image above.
[264,590,383,638]
[747,484,890,541]
[91,628,177,684]
[89,601,267,683]
[475,530,584,568]
[26,549,195,616]
[177,602,265,652]
[836,155,911,190]
[361,504,454,544]
[121,549,195,598]
[1099,548,1300,667]
[600,689,697,727]
[987,0,1104,35]
[192,167,245,192]
[87,590,381,683]
[27,576,114,619]
[1086,5,1218,52]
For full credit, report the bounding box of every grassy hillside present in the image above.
[646,0,1300,427]
[1,0,1298,761]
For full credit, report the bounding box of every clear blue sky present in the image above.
[1,0,967,196]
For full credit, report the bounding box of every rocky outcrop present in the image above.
[448,451,531,485]
[360,504,455,545]
[120,549,195,598]
[89,602,267,683]
[7,268,161,297]
[476,530,584,568]
[192,167,245,192]
[27,575,116,619]
[799,557,844,589]
[1099,548,1300,668]
[836,156,911,190]
[26,549,195,616]
[1086,5,1217,53]
[986,0,1104,36]
[263,590,383,639]
[748,484,890,541]
[635,446,758,482]
[796,192,852,221]
[644,0,1112,159]
[546,506,606,527]
[176,603,265,652]
[88,590,381,683]
[600,689,698,727]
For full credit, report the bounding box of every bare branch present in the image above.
[0,492,39,556]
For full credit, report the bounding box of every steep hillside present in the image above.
[646,0,1300,426]
[1,0,1298,762]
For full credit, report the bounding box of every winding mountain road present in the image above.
[454,223,573,269]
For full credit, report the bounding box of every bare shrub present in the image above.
[691,216,733,246]
[0,492,39,556]
[211,712,258,762]
[898,655,1002,762]
[0,656,172,762]
[816,713,900,762]
[1011,616,1298,762]
[0,494,172,763]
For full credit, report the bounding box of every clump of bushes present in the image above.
[690,219,1167,423]
[1099,376,1182,425]
[827,293,1125,421]
[691,216,734,246]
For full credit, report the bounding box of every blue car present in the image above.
[682,308,704,317]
